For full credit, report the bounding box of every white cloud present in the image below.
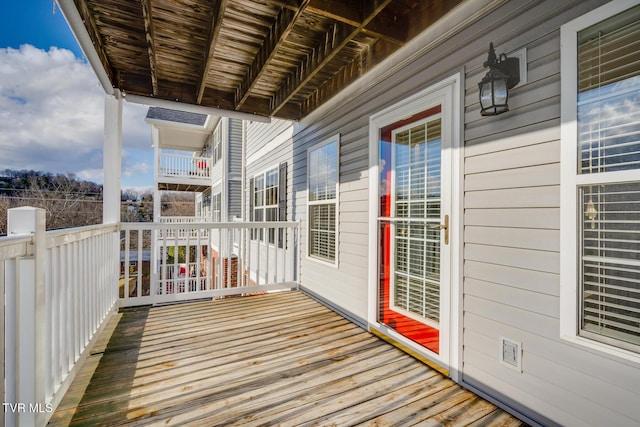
[123,160,150,177]
[0,45,152,186]
[76,168,103,182]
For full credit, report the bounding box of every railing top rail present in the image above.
[0,234,33,260]
[158,216,212,223]
[0,233,34,245]
[46,223,119,248]
[159,152,211,160]
[121,221,300,231]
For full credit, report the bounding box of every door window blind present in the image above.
[578,5,640,174]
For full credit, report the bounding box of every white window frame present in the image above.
[306,135,340,267]
[560,0,640,362]
[251,165,279,244]
[212,192,222,223]
[212,124,223,166]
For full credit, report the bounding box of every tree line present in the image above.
[0,170,196,235]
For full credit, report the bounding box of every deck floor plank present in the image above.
[49,291,524,426]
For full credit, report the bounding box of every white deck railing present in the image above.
[158,152,211,181]
[156,216,212,239]
[120,221,300,307]
[2,207,119,426]
[2,209,299,425]
[158,216,211,223]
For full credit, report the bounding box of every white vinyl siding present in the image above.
[307,136,339,264]
[562,1,640,356]
[245,2,640,425]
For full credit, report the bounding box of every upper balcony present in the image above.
[156,151,212,192]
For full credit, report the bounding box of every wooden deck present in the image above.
[49,291,523,426]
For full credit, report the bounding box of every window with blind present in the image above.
[250,168,277,242]
[212,192,221,222]
[211,125,222,166]
[563,2,640,354]
[307,136,339,264]
[249,163,286,245]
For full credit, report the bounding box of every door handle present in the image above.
[429,214,449,245]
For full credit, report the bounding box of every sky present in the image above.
[0,1,153,190]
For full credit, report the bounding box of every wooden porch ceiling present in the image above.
[69,0,462,121]
[157,182,211,193]
[49,291,524,425]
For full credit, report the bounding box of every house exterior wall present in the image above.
[244,1,639,425]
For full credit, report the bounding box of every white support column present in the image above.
[151,126,160,298]
[152,128,161,221]
[221,118,229,222]
[7,207,47,427]
[103,90,123,225]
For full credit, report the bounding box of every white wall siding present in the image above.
[460,1,639,426]
[243,0,639,425]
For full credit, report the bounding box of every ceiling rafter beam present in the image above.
[196,0,229,105]
[235,0,311,110]
[270,0,392,116]
[305,0,362,26]
[302,47,363,116]
[306,0,405,45]
[140,0,158,96]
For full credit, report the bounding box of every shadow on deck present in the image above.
[49,291,523,426]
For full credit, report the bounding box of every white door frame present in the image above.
[367,72,463,380]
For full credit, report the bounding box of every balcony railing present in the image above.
[158,216,211,223]
[2,208,300,425]
[158,152,211,182]
[121,221,300,307]
[1,208,119,426]
[156,216,212,239]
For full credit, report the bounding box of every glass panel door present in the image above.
[378,105,446,354]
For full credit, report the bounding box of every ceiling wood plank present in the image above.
[306,0,362,26]
[302,50,361,116]
[73,0,115,85]
[140,0,158,96]
[235,0,310,110]
[362,9,408,45]
[307,0,404,44]
[196,0,229,104]
[270,0,392,117]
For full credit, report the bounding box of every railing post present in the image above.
[7,207,47,426]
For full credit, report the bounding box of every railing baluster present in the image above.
[137,230,143,298]
[4,258,17,427]
[45,244,53,401]
[112,221,298,305]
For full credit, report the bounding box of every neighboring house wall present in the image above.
[245,1,640,426]
[245,118,295,224]
[207,117,243,221]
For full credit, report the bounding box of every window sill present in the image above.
[306,254,338,269]
[560,334,640,367]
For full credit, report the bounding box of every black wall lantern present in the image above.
[478,42,520,116]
